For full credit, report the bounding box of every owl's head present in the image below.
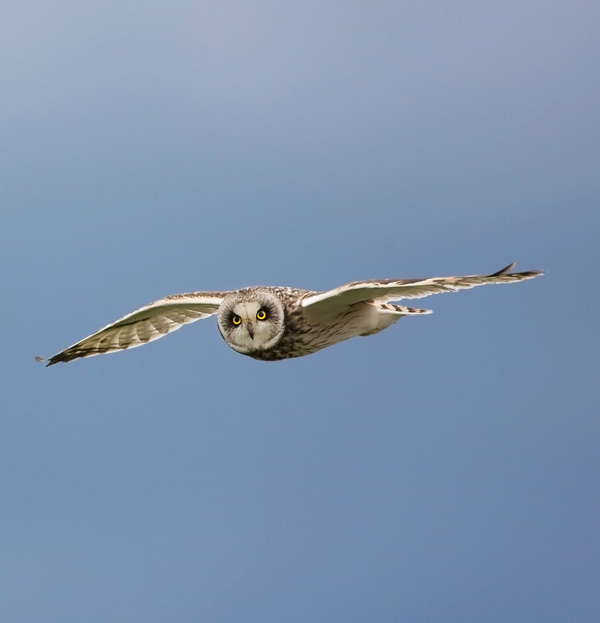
[217,289,285,356]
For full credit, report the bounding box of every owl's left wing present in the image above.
[39,291,230,366]
[302,263,543,314]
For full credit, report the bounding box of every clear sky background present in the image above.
[2,1,598,621]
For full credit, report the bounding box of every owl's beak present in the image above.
[245,320,254,340]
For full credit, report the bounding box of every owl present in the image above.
[39,262,542,366]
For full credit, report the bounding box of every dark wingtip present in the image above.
[35,354,60,367]
[489,262,545,280]
[490,262,516,276]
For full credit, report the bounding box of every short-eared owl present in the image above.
[39,263,542,366]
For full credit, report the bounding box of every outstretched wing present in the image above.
[302,263,543,314]
[40,291,230,366]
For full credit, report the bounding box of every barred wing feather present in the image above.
[41,292,228,366]
[302,263,543,312]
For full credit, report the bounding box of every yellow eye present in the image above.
[232,315,242,326]
[256,309,267,321]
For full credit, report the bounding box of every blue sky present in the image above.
[2,1,599,621]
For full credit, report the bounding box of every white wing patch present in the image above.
[41,292,228,365]
[302,263,543,310]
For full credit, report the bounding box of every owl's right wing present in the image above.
[40,291,230,366]
[301,263,543,316]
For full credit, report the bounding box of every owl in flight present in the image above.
[40,263,542,366]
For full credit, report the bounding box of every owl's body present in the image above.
[218,286,314,361]
[40,263,543,366]
[217,286,420,361]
